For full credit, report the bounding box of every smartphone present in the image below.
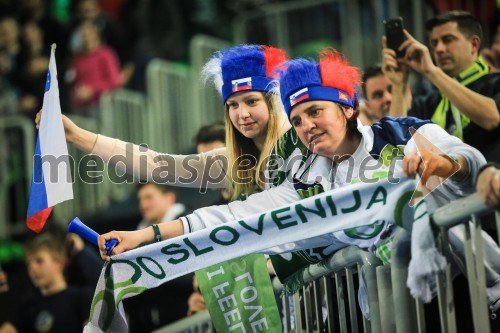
[384,17,406,58]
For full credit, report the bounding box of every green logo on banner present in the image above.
[196,254,282,332]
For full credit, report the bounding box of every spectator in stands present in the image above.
[97,49,500,319]
[13,21,50,119]
[193,121,230,204]
[0,18,22,116]
[69,0,134,86]
[37,44,296,202]
[0,75,17,115]
[187,275,205,316]
[359,64,412,125]
[476,162,500,208]
[482,23,500,73]
[194,120,225,154]
[0,18,21,80]
[186,121,226,317]
[0,233,93,333]
[124,183,192,332]
[382,10,500,163]
[136,183,186,230]
[19,0,67,65]
[67,20,122,116]
[96,48,486,269]
[64,233,102,288]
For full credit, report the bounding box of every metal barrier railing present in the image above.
[290,246,383,333]
[188,35,230,129]
[0,115,34,239]
[50,115,115,226]
[98,89,149,203]
[157,194,498,333]
[99,89,149,148]
[152,309,213,333]
[146,59,191,153]
[432,193,496,333]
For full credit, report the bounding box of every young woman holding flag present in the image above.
[37,44,307,200]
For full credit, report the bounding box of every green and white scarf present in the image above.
[431,57,490,140]
[84,178,424,332]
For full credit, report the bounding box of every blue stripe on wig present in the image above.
[220,45,273,103]
[220,45,266,83]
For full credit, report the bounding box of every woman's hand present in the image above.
[403,149,460,186]
[97,229,152,261]
[35,109,98,151]
[35,110,78,142]
[476,166,500,208]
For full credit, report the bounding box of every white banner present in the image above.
[85,178,423,332]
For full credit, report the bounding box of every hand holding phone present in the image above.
[384,17,406,58]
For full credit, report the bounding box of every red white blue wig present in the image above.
[202,44,287,104]
[278,49,361,117]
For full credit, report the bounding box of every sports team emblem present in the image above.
[339,91,348,102]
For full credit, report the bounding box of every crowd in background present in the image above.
[0,0,286,119]
[0,0,499,332]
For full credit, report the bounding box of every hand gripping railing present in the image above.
[431,193,498,333]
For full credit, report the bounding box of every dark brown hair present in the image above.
[426,11,482,41]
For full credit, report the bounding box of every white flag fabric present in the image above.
[27,44,73,233]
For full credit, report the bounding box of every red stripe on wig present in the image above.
[318,49,360,99]
[262,46,288,79]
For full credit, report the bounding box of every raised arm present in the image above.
[381,36,410,117]
[97,180,301,260]
[35,111,98,153]
[398,30,499,130]
[35,111,230,189]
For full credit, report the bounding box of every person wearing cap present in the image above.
[97,50,500,316]
[382,11,500,163]
[36,44,305,200]
[99,49,485,261]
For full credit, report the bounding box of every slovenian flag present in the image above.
[290,87,309,106]
[232,77,252,92]
[27,44,73,233]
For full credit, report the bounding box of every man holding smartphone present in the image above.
[382,10,500,163]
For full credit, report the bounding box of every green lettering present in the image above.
[184,237,214,256]
[366,186,387,209]
[136,257,165,279]
[238,213,266,235]
[210,226,240,246]
[326,196,337,216]
[271,207,297,229]
[161,243,189,264]
[341,190,361,213]
[295,198,326,223]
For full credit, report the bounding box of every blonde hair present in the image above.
[225,92,285,200]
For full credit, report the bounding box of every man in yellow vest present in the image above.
[383,10,500,162]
